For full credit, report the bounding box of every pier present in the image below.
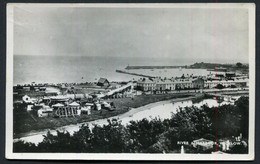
[125,66,186,70]
[116,70,156,78]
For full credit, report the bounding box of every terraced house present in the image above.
[137,76,248,92]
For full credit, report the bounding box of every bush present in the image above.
[216,84,224,89]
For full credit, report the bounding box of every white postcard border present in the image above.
[5,3,255,161]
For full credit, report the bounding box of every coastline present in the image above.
[14,95,202,142]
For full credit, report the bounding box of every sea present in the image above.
[14,55,213,85]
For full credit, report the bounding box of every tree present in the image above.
[37,130,76,152]
[236,62,243,68]
[71,124,93,152]
[13,140,37,152]
[91,119,128,153]
[127,118,166,152]
[13,97,249,154]
[231,85,237,88]
[169,106,212,142]
[216,84,224,89]
[235,97,249,138]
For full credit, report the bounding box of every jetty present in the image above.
[125,66,186,70]
[116,70,155,78]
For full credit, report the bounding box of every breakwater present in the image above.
[125,66,186,70]
[116,70,155,78]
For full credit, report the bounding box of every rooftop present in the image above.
[98,78,109,84]
[69,102,80,106]
[52,103,64,107]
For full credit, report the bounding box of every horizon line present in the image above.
[13,54,249,64]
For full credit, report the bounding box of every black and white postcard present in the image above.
[6,3,255,160]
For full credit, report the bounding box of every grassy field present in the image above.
[14,93,194,138]
[112,93,194,109]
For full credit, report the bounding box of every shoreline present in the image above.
[14,95,202,141]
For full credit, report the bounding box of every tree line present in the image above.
[14,97,249,153]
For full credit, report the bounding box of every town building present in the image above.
[136,78,156,91]
[192,78,204,89]
[225,72,236,79]
[204,79,247,88]
[215,67,227,72]
[49,95,69,106]
[53,105,81,117]
[97,78,110,87]
[37,106,53,117]
[156,79,175,92]
[137,76,248,92]
[174,79,194,90]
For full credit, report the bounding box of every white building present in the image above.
[204,79,248,88]
[137,78,156,91]
[137,77,249,92]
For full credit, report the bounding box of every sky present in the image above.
[13,6,249,63]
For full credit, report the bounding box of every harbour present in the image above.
[8,4,253,157]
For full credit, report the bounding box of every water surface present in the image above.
[14,55,208,85]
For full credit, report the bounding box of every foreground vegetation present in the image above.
[14,97,249,153]
[14,93,192,137]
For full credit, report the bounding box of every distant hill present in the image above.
[125,62,249,73]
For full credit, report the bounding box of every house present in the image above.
[38,109,49,117]
[109,82,121,89]
[85,103,94,109]
[50,95,69,106]
[22,86,31,91]
[204,79,248,88]
[69,102,80,109]
[192,78,204,89]
[97,78,109,87]
[37,106,53,117]
[81,106,91,115]
[225,72,236,78]
[53,104,81,117]
[74,94,85,100]
[215,67,227,72]
[101,101,111,109]
[174,79,194,90]
[52,103,64,109]
[27,105,34,111]
[137,78,156,91]
[39,87,46,91]
[215,73,225,78]
[95,103,102,111]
